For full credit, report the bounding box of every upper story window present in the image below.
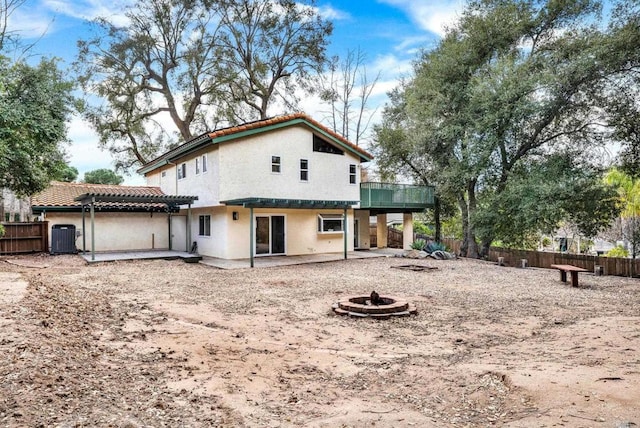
[202,154,208,173]
[349,164,357,184]
[195,157,201,175]
[300,159,308,181]
[177,162,186,180]
[271,155,281,173]
[161,171,166,178]
[313,135,344,155]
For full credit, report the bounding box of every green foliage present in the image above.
[606,245,629,258]
[83,169,124,185]
[426,241,447,253]
[413,220,434,236]
[0,224,4,238]
[0,56,75,196]
[55,165,78,182]
[542,237,552,247]
[374,0,639,257]
[75,0,332,171]
[410,239,427,250]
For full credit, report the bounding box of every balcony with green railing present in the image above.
[360,182,435,212]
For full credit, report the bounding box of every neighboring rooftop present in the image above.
[138,113,374,174]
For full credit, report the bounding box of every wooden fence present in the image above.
[0,222,49,255]
[369,226,404,249]
[441,238,640,278]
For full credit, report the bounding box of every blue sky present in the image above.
[9,0,463,184]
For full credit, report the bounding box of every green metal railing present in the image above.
[360,182,435,210]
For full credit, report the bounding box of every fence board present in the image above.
[0,222,49,255]
[440,238,640,278]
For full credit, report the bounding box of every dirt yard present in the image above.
[0,254,638,427]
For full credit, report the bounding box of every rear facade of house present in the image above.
[139,114,373,260]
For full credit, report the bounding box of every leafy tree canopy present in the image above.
[374,0,640,257]
[75,0,332,171]
[83,168,124,185]
[0,56,75,196]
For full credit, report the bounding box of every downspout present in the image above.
[167,160,176,251]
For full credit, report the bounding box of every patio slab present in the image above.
[80,250,198,263]
[199,249,400,269]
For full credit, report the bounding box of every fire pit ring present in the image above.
[332,292,417,319]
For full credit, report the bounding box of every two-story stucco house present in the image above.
[138,113,374,263]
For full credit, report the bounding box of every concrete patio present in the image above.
[79,248,403,268]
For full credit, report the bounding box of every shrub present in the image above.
[426,241,448,253]
[411,239,427,251]
[0,224,4,238]
[605,245,629,258]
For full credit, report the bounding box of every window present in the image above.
[313,135,344,155]
[195,157,200,174]
[199,215,211,236]
[349,164,357,184]
[271,155,281,173]
[202,154,208,173]
[300,159,308,181]
[177,162,186,180]
[318,214,344,233]
[161,171,166,178]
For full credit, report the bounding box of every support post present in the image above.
[186,204,192,252]
[90,197,95,261]
[402,212,413,250]
[82,205,86,253]
[343,208,348,260]
[249,206,254,268]
[376,213,388,248]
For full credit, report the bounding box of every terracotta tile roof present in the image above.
[32,181,168,211]
[138,113,374,173]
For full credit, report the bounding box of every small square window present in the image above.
[199,215,211,236]
[161,171,166,177]
[272,155,281,173]
[300,159,308,181]
[349,164,357,184]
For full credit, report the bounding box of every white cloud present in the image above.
[41,0,131,26]
[379,0,463,37]
[317,5,350,21]
[6,8,55,39]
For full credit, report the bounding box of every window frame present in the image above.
[317,214,345,234]
[300,159,308,182]
[199,215,211,237]
[195,157,201,175]
[202,154,208,173]
[349,164,357,184]
[177,162,187,180]
[271,155,281,174]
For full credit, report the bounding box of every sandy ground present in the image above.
[0,254,639,427]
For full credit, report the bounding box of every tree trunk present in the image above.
[434,196,441,243]
[465,181,480,259]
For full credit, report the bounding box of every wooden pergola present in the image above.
[74,192,198,261]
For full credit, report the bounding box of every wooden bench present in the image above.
[550,264,588,287]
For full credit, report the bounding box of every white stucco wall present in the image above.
[355,209,371,249]
[43,211,169,252]
[146,147,220,208]
[183,206,355,259]
[218,126,362,202]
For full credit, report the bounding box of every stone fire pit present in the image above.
[332,292,417,319]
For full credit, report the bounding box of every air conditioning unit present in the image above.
[51,224,77,254]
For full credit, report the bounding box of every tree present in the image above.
[319,48,380,146]
[75,0,332,171]
[0,57,75,196]
[83,168,124,185]
[0,0,26,52]
[56,165,78,182]
[605,169,640,274]
[374,0,639,257]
